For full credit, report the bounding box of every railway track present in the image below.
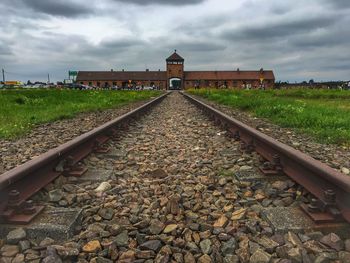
[1,91,350,262]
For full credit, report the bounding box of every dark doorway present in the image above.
[169,78,182,90]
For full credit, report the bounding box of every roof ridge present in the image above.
[166,50,184,61]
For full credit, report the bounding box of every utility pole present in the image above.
[47,73,50,84]
[2,69,5,83]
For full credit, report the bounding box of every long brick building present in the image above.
[76,51,275,89]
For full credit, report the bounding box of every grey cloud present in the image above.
[42,36,139,65]
[1,0,350,82]
[112,0,205,5]
[30,34,141,55]
[269,6,290,15]
[0,39,14,56]
[174,15,229,36]
[0,47,12,56]
[323,64,350,71]
[170,42,226,52]
[75,38,146,59]
[323,0,350,8]
[0,1,48,21]
[291,29,350,48]
[20,0,94,17]
[100,38,143,49]
[223,16,337,41]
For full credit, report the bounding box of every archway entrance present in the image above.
[169,78,182,90]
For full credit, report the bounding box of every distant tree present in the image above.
[309,79,315,85]
[27,80,32,85]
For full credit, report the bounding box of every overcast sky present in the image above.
[0,0,349,82]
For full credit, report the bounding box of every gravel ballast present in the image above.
[1,92,349,262]
[188,93,350,176]
[0,98,158,174]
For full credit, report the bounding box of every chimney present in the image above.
[111,69,113,72]
[158,69,160,71]
[260,68,264,73]
[122,69,124,72]
[237,68,240,72]
[146,69,149,72]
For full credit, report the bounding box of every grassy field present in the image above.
[188,88,350,145]
[0,89,162,138]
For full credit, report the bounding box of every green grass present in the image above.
[0,89,162,138]
[188,88,350,145]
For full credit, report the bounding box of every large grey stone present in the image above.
[49,189,64,202]
[6,228,26,244]
[98,208,115,220]
[80,169,113,182]
[19,240,31,251]
[320,233,344,251]
[221,238,236,256]
[149,219,165,235]
[114,230,129,247]
[200,239,212,254]
[258,236,279,253]
[139,240,162,252]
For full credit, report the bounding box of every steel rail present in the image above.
[183,92,350,223]
[0,92,168,223]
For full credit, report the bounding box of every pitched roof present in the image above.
[77,71,167,81]
[184,70,275,80]
[166,51,184,61]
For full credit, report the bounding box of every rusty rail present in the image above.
[183,92,350,224]
[0,92,168,223]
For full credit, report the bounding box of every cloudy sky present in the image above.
[0,0,349,82]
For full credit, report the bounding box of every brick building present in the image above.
[76,51,275,89]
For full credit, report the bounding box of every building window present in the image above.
[97,82,100,87]
[88,82,92,86]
